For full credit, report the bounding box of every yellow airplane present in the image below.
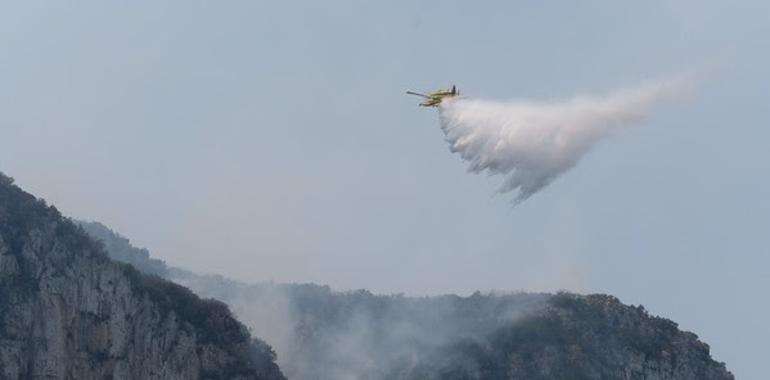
[406,85,459,107]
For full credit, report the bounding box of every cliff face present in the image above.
[0,173,285,380]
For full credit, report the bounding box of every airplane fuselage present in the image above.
[407,86,460,107]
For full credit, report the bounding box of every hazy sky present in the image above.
[1,1,768,378]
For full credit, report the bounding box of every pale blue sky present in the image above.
[1,1,768,378]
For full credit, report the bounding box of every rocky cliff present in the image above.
[0,173,285,380]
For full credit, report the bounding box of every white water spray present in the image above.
[438,79,687,202]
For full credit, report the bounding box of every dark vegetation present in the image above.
[400,293,723,380]
[0,173,62,255]
[79,221,168,277]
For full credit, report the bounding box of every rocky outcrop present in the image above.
[0,173,285,380]
[403,293,734,380]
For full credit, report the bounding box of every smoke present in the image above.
[438,79,688,202]
[174,279,549,380]
[78,211,553,380]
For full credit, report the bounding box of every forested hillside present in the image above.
[81,220,733,380]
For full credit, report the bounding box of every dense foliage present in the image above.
[402,293,701,379]
[78,221,169,277]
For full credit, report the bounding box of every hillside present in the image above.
[402,293,731,379]
[80,220,734,380]
[0,173,285,380]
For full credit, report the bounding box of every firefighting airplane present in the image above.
[406,85,459,107]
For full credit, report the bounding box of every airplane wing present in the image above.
[406,91,429,98]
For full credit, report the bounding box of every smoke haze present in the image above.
[168,271,549,380]
[438,79,687,202]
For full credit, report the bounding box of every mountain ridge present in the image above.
[78,218,734,380]
[0,172,285,380]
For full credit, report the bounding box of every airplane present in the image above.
[406,85,459,107]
